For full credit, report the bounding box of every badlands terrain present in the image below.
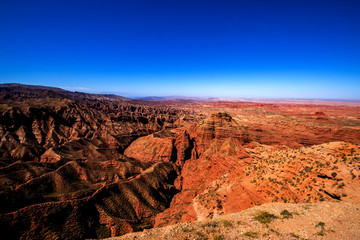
[0,84,359,239]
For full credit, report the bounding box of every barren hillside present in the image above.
[111,201,360,240]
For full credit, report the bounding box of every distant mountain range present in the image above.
[136,95,360,105]
[2,83,359,104]
[0,83,130,102]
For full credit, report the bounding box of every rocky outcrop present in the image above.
[188,112,249,157]
[124,129,193,166]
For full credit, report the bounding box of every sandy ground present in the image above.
[107,201,360,240]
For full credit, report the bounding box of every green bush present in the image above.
[254,211,277,224]
[244,231,258,238]
[316,221,325,229]
[280,210,293,218]
[221,219,232,227]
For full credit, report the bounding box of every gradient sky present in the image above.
[1,0,360,99]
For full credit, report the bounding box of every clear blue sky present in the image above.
[1,0,360,99]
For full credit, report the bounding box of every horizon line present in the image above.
[2,83,360,102]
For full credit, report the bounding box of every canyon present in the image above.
[0,84,359,239]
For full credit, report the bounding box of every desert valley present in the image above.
[0,84,359,239]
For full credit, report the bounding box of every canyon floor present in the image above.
[0,84,359,239]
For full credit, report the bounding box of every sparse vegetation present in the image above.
[280,209,293,219]
[316,222,325,229]
[202,221,218,228]
[290,232,299,238]
[195,231,208,240]
[221,219,232,227]
[254,211,277,224]
[304,166,312,172]
[269,228,280,235]
[244,231,258,238]
[181,226,192,232]
[213,235,224,240]
[315,221,326,236]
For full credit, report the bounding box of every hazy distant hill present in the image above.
[0,83,130,103]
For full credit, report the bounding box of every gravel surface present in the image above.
[107,201,360,240]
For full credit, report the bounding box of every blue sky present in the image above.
[1,0,360,99]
